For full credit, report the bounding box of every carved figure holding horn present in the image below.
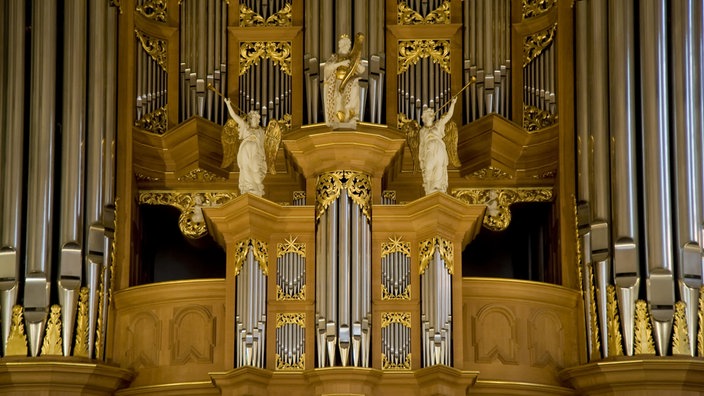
[323,33,366,129]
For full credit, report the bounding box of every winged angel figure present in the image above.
[221,98,283,196]
[401,97,460,195]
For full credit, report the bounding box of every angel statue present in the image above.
[402,97,460,195]
[220,97,282,197]
[323,33,366,129]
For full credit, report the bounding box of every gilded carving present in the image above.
[239,3,292,27]
[277,285,306,301]
[698,287,703,357]
[276,313,306,328]
[276,353,305,370]
[171,306,215,364]
[382,352,412,370]
[316,170,372,221]
[523,104,557,131]
[418,237,454,275]
[177,168,227,182]
[96,267,106,359]
[524,23,557,67]
[382,236,411,258]
[135,105,168,135]
[135,29,167,72]
[382,284,411,301]
[293,191,306,201]
[381,312,411,328]
[522,0,556,19]
[136,0,167,22]
[138,191,237,239]
[277,236,306,258]
[397,1,450,25]
[5,305,28,356]
[135,173,161,182]
[398,40,451,75]
[240,41,292,76]
[672,300,691,355]
[606,285,623,357]
[468,166,513,180]
[634,299,655,355]
[73,287,90,357]
[533,170,557,179]
[40,305,63,356]
[452,188,553,231]
[382,190,397,202]
[233,238,269,276]
[587,263,601,360]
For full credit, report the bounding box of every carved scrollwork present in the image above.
[277,236,306,258]
[381,236,410,258]
[276,313,306,328]
[452,188,553,231]
[73,287,90,357]
[382,353,412,370]
[398,40,451,75]
[5,305,27,356]
[672,301,691,355]
[523,104,557,131]
[524,23,557,67]
[177,168,226,182]
[606,285,623,356]
[381,312,411,328]
[40,305,63,356]
[418,237,454,275]
[382,284,411,301]
[135,29,167,72]
[239,3,292,27]
[587,263,601,360]
[138,191,238,239]
[697,287,703,357]
[315,170,372,221]
[240,41,292,76]
[233,238,269,276]
[277,285,306,301]
[136,0,167,22]
[522,0,556,19]
[382,190,397,201]
[276,353,305,370]
[468,166,513,180]
[397,1,450,25]
[634,300,655,355]
[135,105,168,134]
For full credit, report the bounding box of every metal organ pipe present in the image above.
[640,0,675,356]
[0,0,25,356]
[24,1,57,357]
[671,0,703,357]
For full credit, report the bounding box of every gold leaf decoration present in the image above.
[382,190,397,202]
[522,0,556,19]
[398,40,451,74]
[397,1,450,25]
[40,305,63,356]
[136,0,167,22]
[587,263,601,360]
[135,29,167,72]
[381,312,412,328]
[276,353,305,370]
[95,266,106,360]
[135,105,168,134]
[177,168,227,182]
[138,191,238,239]
[382,284,411,301]
[672,300,691,355]
[5,305,28,356]
[606,285,623,357]
[524,23,557,67]
[239,3,292,27]
[382,352,412,370]
[315,170,372,221]
[634,300,655,355]
[468,166,513,180]
[523,104,557,131]
[418,237,454,275]
[292,191,306,202]
[277,236,306,258]
[381,236,411,258]
[233,238,268,276]
[452,188,553,231]
[240,41,292,76]
[698,287,703,357]
[135,173,160,182]
[73,287,90,357]
[277,285,306,301]
[276,313,305,328]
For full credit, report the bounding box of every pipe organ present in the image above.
[575,0,704,361]
[4,0,704,395]
[0,0,118,360]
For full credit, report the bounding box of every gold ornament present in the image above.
[381,236,411,258]
[381,353,412,370]
[697,287,703,357]
[606,285,623,356]
[136,0,167,22]
[672,300,691,355]
[634,300,655,355]
[315,171,372,221]
[239,3,292,27]
[177,168,227,182]
[5,305,28,356]
[233,238,269,276]
[522,0,556,19]
[397,1,450,25]
[275,353,305,370]
[277,236,306,258]
[135,29,167,72]
[524,23,557,67]
[73,287,90,357]
[276,313,305,328]
[418,237,454,276]
[135,105,168,135]
[452,188,553,231]
[398,40,451,75]
[240,41,292,76]
[523,104,557,131]
[41,305,63,356]
[587,263,601,360]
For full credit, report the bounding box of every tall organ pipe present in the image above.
[86,0,108,359]
[640,0,675,356]
[587,0,611,359]
[608,0,640,357]
[671,0,703,357]
[0,0,25,355]
[58,0,87,357]
[24,1,57,357]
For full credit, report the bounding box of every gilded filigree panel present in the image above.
[136,0,167,22]
[135,105,168,134]
[522,0,556,19]
[523,104,557,131]
[233,238,269,276]
[135,29,167,72]
[315,170,372,220]
[398,40,451,75]
[452,188,553,231]
[523,23,557,67]
[239,3,292,27]
[397,1,450,25]
[240,41,292,76]
[418,237,454,275]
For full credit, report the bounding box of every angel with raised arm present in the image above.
[323,33,366,129]
[403,97,461,195]
[221,98,282,197]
